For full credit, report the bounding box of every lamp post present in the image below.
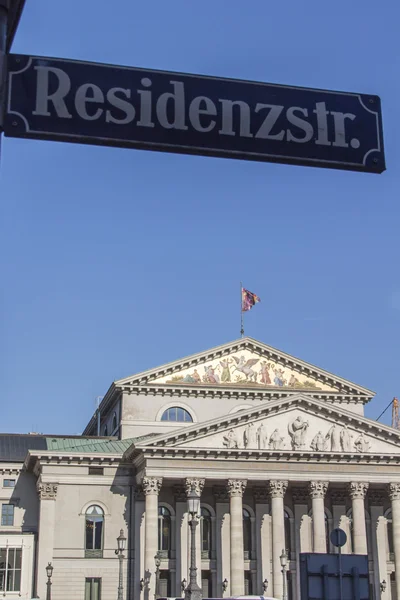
[115,529,127,600]
[280,550,288,600]
[181,579,187,593]
[262,578,268,594]
[154,551,162,600]
[45,562,53,600]
[381,580,387,596]
[184,488,202,600]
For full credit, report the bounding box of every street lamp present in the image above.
[262,578,268,594]
[115,529,127,600]
[45,562,53,600]
[155,551,162,599]
[184,488,202,600]
[222,579,228,593]
[181,579,187,593]
[381,580,387,595]
[280,549,288,600]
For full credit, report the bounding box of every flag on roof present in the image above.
[241,287,260,312]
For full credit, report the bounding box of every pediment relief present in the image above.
[115,338,374,399]
[152,348,337,391]
[141,396,400,456]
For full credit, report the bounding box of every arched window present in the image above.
[158,506,171,554]
[387,510,394,554]
[243,508,252,558]
[160,407,193,422]
[112,412,117,432]
[85,505,104,553]
[201,507,212,557]
[284,510,291,553]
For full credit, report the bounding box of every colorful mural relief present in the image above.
[153,349,337,391]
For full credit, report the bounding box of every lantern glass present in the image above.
[187,489,200,515]
[280,550,287,568]
[117,529,127,552]
[46,563,53,578]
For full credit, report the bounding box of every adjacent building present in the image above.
[1,337,400,600]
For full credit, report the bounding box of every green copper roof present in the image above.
[45,433,157,454]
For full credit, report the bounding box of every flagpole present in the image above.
[240,281,244,338]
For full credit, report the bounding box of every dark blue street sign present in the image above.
[4,54,385,173]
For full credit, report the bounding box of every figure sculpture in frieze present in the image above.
[288,415,309,449]
[257,422,268,449]
[223,429,239,449]
[311,431,327,452]
[354,432,371,453]
[243,422,257,448]
[259,361,272,384]
[269,428,285,450]
[219,358,232,382]
[340,425,353,452]
[232,356,259,382]
[325,424,341,451]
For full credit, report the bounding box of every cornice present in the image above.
[24,451,128,471]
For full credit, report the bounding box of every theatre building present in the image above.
[1,337,400,600]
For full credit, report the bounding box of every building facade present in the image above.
[2,337,400,600]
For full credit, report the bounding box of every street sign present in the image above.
[330,528,347,548]
[4,54,385,173]
[5,0,26,52]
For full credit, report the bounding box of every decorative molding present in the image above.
[268,480,288,498]
[213,486,229,502]
[142,476,162,495]
[348,482,369,500]
[292,487,309,504]
[173,485,187,502]
[253,487,269,503]
[388,483,400,501]
[330,490,347,505]
[309,481,329,499]
[185,478,205,496]
[37,482,58,500]
[227,479,247,497]
[368,490,386,506]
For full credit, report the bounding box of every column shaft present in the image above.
[389,484,400,600]
[143,477,162,600]
[309,482,328,553]
[227,479,247,596]
[348,482,368,555]
[269,480,288,600]
[36,482,58,598]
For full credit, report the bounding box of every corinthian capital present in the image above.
[227,479,247,497]
[388,483,400,501]
[309,481,329,499]
[348,482,369,500]
[142,476,162,495]
[37,482,58,500]
[268,480,288,498]
[185,478,205,497]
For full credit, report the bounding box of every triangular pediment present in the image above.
[116,337,374,399]
[136,395,400,455]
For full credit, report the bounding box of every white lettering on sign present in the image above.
[31,67,360,151]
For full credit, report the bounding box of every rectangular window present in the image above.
[88,467,104,476]
[3,480,16,488]
[1,504,14,526]
[0,548,22,592]
[85,577,101,600]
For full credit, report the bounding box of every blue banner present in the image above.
[5,54,385,173]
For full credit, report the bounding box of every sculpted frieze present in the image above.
[182,409,400,454]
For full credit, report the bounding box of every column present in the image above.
[309,481,328,553]
[143,476,162,600]
[269,480,288,600]
[292,487,310,598]
[36,481,58,598]
[348,482,369,554]
[134,486,146,600]
[369,490,387,600]
[214,486,230,597]
[227,479,247,596]
[254,487,271,595]
[388,483,400,600]
[185,478,205,588]
[173,484,188,596]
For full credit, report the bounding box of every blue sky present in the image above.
[1,0,399,434]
